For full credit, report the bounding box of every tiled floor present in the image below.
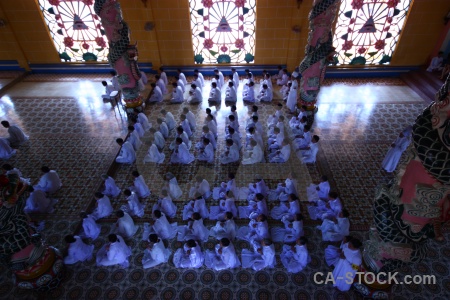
[0,74,448,299]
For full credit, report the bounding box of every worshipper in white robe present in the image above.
[271,194,300,220]
[299,135,320,164]
[80,212,101,240]
[210,212,237,240]
[101,80,115,99]
[267,104,283,128]
[225,82,237,102]
[130,171,151,198]
[205,115,218,138]
[243,72,254,94]
[170,127,191,150]
[1,121,28,147]
[152,210,178,239]
[194,69,205,87]
[225,115,239,135]
[173,239,204,268]
[196,126,216,150]
[268,127,284,150]
[170,138,195,164]
[170,82,184,103]
[96,234,132,268]
[64,235,94,265]
[273,66,283,81]
[257,84,273,102]
[90,192,113,220]
[226,127,241,150]
[175,76,185,93]
[148,83,163,103]
[317,209,350,242]
[189,177,211,199]
[239,193,268,219]
[236,214,270,251]
[142,233,172,269]
[192,74,203,92]
[0,138,16,159]
[187,84,202,104]
[115,138,136,164]
[269,140,291,163]
[289,106,306,128]
[143,142,165,164]
[130,117,144,138]
[34,166,62,194]
[306,175,330,202]
[214,69,225,88]
[182,194,209,220]
[223,172,239,198]
[231,68,240,88]
[177,69,187,86]
[161,109,176,131]
[183,107,196,131]
[153,189,177,218]
[113,210,138,239]
[271,213,304,243]
[281,237,310,273]
[160,172,181,200]
[205,238,241,270]
[242,81,256,102]
[332,238,363,291]
[286,84,298,113]
[135,109,152,131]
[268,177,297,202]
[209,190,238,221]
[427,51,444,72]
[149,128,165,151]
[197,138,215,163]
[290,117,307,137]
[159,67,168,85]
[241,238,275,271]
[139,71,148,91]
[244,175,268,201]
[177,212,209,242]
[110,71,120,91]
[268,115,285,137]
[176,117,192,140]
[277,69,289,86]
[220,139,240,164]
[242,140,264,165]
[122,189,145,218]
[127,125,142,151]
[382,126,412,172]
[294,125,311,150]
[155,75,167,94]
[246,115,263,135]
[324,235,352,267]
[24,186,57,214]
[310,191,342,220]
[259,73,272,93]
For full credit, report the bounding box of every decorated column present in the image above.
[94,0,144,113]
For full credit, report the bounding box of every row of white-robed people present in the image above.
[63,170,361,291]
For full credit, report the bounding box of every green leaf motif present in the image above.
[242,7,249,15]
[95,48,104,51]
[197,8,204,16]
[344,52,353,57]
[48,7,55,14]
[70,48,79,52]
[367,51,378,57]
[231,49,241,54]
[209,50,218,56]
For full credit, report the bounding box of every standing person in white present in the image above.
[232,68,239,89]
[34,166,62,194]
[96,234,132,268]
[381,126,412,172]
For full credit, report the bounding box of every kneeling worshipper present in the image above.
[143,141,165,164]
[173,239,204,268]
[187,84,203,104]
[183,107,196,131]
[197,138,215,163]
[241,238,275,271]
[208,82,222,103]
[308,191,342,221]
[122,189,145,218]
[196,126,216,150]
[381,126,412,172]
[306,175,330,202]
[177,212,209,242]
[157,118,169,139]
[180,114,193,138]
[96,234,132,268]
[209,211,237,240]
[142,233,172,269]
[135,109,152,131]
[256,84,273,102]
[183,193,209,220]
[239,193,268,219]
[34,166,62,194]
[271,213,304,243]
[270,193,300,220]
[332,238,363,291]
[225,82,237,102]
[293,125,311,150]
[130,171,151,198]
[205,237,241,270]
[90,192,113,221]
[170,138,195,164]
[242,140,264,165]
[1,120,28,147]
[242,175,269,201]
[236,214,270,251]
[242,81,256,102]
[24,186,57,214]
[153,189,177,218]
[209,190,238,221]
[165,172,183,200]
[0,138,16,159]
[226,127,241,150]
[149,128,165,151]
[113,210,138,239]
[220,139,240,164]
[269,139,291,163]
[317,209,350,242]
[80,212,101,240]
[148,83,163,103]
[101,174,121,198]
[115,138,136,164]
[281,236,310,273]
[130,117,144,138]
[189,177,211,199]
[127,125,142,151]
[152,210,177,240]
[268,176,297,201]
[299,135,320,164]
[63,235,94,265]
[170,126,191,151]
[171,82,184,104]
[324,235,353,267]
[161,109,176,131]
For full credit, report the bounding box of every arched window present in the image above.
[189,0,256,64]
[332,0,412,65]
[38,0,108,62]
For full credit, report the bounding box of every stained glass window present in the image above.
[38,0,108,62]
[332,0,411,65]
[189,0,256,64]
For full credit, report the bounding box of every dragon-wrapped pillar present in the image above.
[94,0,144,114]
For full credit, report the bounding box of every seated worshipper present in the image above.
[289,106,307,126]
[152,209,177,240]
[427,51,444,72]
[182,193,209,220]
[299,135,320,164]
[268,127,284,151]
[161,109,176,131]
[110,70,120,91]
[149,127,165,151]
[90,192,113,220]
[177,212,209,242]
[332,238,363,291]
[80,212,101,240]
[170,82,184,103]
[259,73,273,93]
[269,139,291,163]
[113,210,138,239]
[205,107,217,124]
[63,235,94,265]
[381,126,412,173]
[187,84,202,104]
[180,114,193,138]
[138,71,148,91]
[96,234,132,267]
[230,105,239,126]
[226,115,239,135]
[271,213,304,243]
[130,171,151,198]
[306,175,330,202]
[1,121,29,148]
[242,81,256,102]
[268,176,297,202]
[239,193,268,219]
[205,237,241,270]
[177,69,188,86]
[293,125,311,150]
[223,172,239,198]
[268,115,285,136]
[243,72,254,94]
[127,125,142,151]
[134,109,152,131]
[115,138,136,164]
[225,82,237,102]
[236,214,270,251]
[273,65,283,81]
[148,83,163,103]
[256,84,273,102]
[189,177,211,199]
[226,127,241,150]
[271,193,300,220]
[242,140,264,165]
[277,68,289,86]
[122,189,145,218]
[210,211,237,240]
[197,138,215,163]
[215,69,225,87]
[101,80,115,100]
[183,107,196,131]
[194,69,205,87]
[309,191,342,221]
[153,189,177,218]
[267,103,283,127]
[170,137,195,164]
[245,127,264,150]
[155,74,167,94]
[205,114,218,138]
[281,236,310,273]
[24,186,57,214]
[246,115,263,135]
[34,166,62,194]
[196,126,216,150]
[209,190,238,221]
[175,76,185,93]
[220,139,240,164]
[290,116,307,137]
[245,175,269,201]
[173,239,204,268]
[159,67,168,85]
[0,138,16,159]
[130,117,144,138]
[211,75,221,91]
[142,233,172,269]
[232,68,240,88]
[317,209,350,242]
[143,141,165,164]
[192,74,203,92]
[324,235,353,267]
[246,105,259,126]
[281,77,292,100]
[170,126,191,151]
[164,172,183,200]
[241,238,275,271]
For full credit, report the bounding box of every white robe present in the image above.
[159,121,169,139]
[134,123,144,138]
[82,215,101,240]
[142,239,171,269]
[205,243,241,270]
[220,144,239,164]
[181,119,193,138]
[294,131,311,149]
[24,190,57,214]
[207,120,217,137]
[269,144,291,163]
[242,87,255,102]
[271,220,303,243]
[287,88,297,112]
[239,198,268,219]
[281,244,310,273]
[271,200,300,220]
[242,144,263,165]
[114,212,138,238]
[34,170,62,194]
[64,236,94,264]
[209,197,238,220]
[133,175,151,198]
[0,138,16,159]
[170,132,191,150]
[197,143,214,163]
[90,196,113,220]
[153,131,165,151]
[116,141,136,164]
[126,193,145,218]
[157,78,167,94]
[153,196,177,218]
[257,88,273,102]
[144,144,165,163]
[171,86,184,103]
[209,219,237,240]
[168,177,183,199]
[163,112,176,131]
[128,131,142,151]
[241,244,275,271]
[188,87,202,104]
[381,135,410,172]
[208,87,222,103]
[268,178,297,201]
[186,111,196,131]
[137,113,151,131]
[325,241,345,267]
[233,72,239,89]
[7,125,29,147]
[319,217,350,242]
[173,243,204,268]
[177,219,209,242]
[225,86,237,102]
[182,198,209,220]
[149,86,163,103]
[177,79,185,93]
[300,142,319,164]
[160,71,168,85]
[170,142,195,164]
[236,220,270,250]
[306,181,330,201]
[332,244,362,291]
[198,72,205,86]
[189,179,211,199]
[153,213,178,239]
[96,235,132,267]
